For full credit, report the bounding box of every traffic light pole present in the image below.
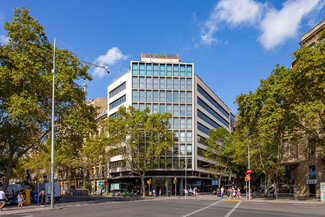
[248,136,251,200]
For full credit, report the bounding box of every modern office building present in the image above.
[107,53,235,194]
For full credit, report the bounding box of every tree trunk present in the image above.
[264,174,271,197]
[3,154,16,192]
[141,173,145,197]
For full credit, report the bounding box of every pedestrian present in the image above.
[17,192,25,209]
[220,186,224,198]
[294,186,297,200]
[40,188,46,207]
[185,188,188,197]
[194,187,198,198]
[237,188,241,199]
[193,187,196,198]
[159,189,162,196]
[0,187,8,211]
[153,189,156,197]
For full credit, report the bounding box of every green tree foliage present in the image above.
[0,7,97,190]
[85,106,174,196]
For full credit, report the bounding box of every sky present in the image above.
[1,0,324,113]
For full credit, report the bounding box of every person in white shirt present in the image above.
[0,188,8,211]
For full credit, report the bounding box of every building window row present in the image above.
[197,135,208,146]
[171,117,192,129]
[132,90,192,103]
[197,85,229,118]
[132,103,192,116]
[110,112,121,119]
[197,97,229,127]
[197,147,205,156]
[197,160,211,169]
[197,110,221,129]
[109,95,126,110]
[197,122,211,135]
[132,76,192,90]
[174,131,192,143]
[132,63,192,77]
[109,160,126,169]
[159,157,192,169]
[109,82,126,98]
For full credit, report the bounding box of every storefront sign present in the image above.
[306,179,317,184]
[320,182,325,202]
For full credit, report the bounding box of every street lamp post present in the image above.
[50,38,109,208]
[248,135,251,200]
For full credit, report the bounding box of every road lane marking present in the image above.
[182,199,224,217]
[224,200,242,217]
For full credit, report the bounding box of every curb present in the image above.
[0,207,62,216]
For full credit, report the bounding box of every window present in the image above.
[166,91,172,102]
[197,122,210,135]
[160,91,165,102]
[180,105,185,115]
[173,105,179,115]
[173,78,179,89]
[146,77,151,88]
[197,85,229,117]
[197,147,204,156]
[180,144,185,155]
[132,90,138,101]
[160,65,165,76]
[180,158,185,169]
[180,132,186,142]
[166,78,172,89]
[139,77,145,88]
[197,109,221,129]
[139,103,144,111]
[160,78,165,89]
[153,104,158,113]
[197,135,207,145]
[186,79,192,90]
[166,158,172,169]
[180,79,185,90]
[139,91,145,102]
[197,98,229,127]
[187,92,192,103]
[146,64,152,75]
[173,65,179,76]
[167,65,172,76]
[153,64,158,75]
[309,166,316,179]
[180,92,185,102]
[187,105,192,116]
[160,157,165,169]
[187,145,192,155]
[180,118,185,129]
[109,82,126,98]
[187,118,192,129]
[173,158,179,169]
[166,104,172,113]
[173,118,179,129]
[187,65,192,76]
[187,158,192,169]
[109,95,126,110]
[180,65,185,76]
[159,104,165,113]
[139,63,145,75]
[153,78,158,89]
[146,104,152,113]
[132,103,138,109]
[187,131,192,142]
[132,77,138,88]
[132,63,138,75]
[153,91,158,102]
[173,91,179,102]
[146,91,151,102]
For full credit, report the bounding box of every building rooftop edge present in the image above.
[300,19,325,45]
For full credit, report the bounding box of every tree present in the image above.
[89,106,174,197]
[0,7,97,190]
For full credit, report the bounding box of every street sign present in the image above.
[99,182,105,185]
[245,175,251,181]
[247,169,252,174]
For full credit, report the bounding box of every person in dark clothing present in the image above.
[40,189,46,207]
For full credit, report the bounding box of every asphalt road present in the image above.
[8,198,325,217]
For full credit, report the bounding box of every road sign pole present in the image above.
[248,135,251,200]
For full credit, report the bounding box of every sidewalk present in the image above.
[0,205,61,216]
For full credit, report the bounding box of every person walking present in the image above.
[40,188,46,207]
[220,186,224,198]
[17,192,25,209]
[0,188,8,211]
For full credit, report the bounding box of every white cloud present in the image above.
[200,0,324,49]
[93,47,129,78]
[0,35,9,44]
[201,0,264,45]
[259,0,321,50]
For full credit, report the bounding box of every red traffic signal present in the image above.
[247,169,252,174]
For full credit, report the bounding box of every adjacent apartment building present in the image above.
[281,19,325,198]
[106,53,235,195]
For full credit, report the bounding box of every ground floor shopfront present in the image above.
[107,170,228,196]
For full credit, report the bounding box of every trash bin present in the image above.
[32,192,38,204]
[25,189,31,205]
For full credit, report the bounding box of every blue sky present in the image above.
[1,0,324,113]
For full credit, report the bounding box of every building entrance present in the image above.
[309,184,316,196]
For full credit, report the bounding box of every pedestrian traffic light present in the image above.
[173,177,177,184]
